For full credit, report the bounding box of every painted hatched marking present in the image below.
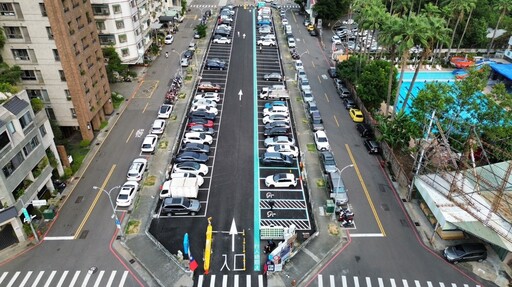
[260,199,307,209]
[0,272,8,284]
[260,219,311,229]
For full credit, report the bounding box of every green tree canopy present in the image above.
[102,46,130,83]
[312,0,350,25]
[357,60,396,110]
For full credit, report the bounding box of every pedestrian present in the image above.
[165,51,169,58]
[259,46,262,53]
[237,31,240,37]
[242,33,246,39]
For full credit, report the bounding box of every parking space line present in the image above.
[142,102,149,113]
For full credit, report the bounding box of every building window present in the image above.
[45,108,56,120]
[115,20,124,29]
[65,89,71,100]
[118,34,127,43]
[68,21,74,35]
[46,27,54,40]
[27,89,49,102]
[132,15,137,22]
[70,108,77,118]
[39,3,47,16]
[91,4,109,15]
[0,3,15,16]
[81,37,89,50]
[19,112,33,130]
[76,16,84,29]
[98,34,115,45]
[4,26,22,39]
[2,151,24,178]
[6,122,15,134]
[73,43,79,55]
[39,125,47,137]
[59,70,66,81]
[121,48,129,57]
[53,49,60,61]
[113,4,121,14]
[21,70,36,81]
[23,136,40,156]
[12,49,29,60]
[130,0,135,8]
[0,131,11,151]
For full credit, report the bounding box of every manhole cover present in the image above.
[75,196,83,204]
[79,230,89,239]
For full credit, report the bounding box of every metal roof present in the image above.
[3,96,28,115]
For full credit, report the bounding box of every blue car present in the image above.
[258,19,271,26]
[264,101,287,109]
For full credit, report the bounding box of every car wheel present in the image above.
[190,211,197,216]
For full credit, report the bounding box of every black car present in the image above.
[260,152,294,167]
[343,98,356,110]
[181,143,210,154]
[183,50,194,59]
[356,123,373,138]
[264,127,290,137]
[214,29,230,37]
[264,121,290,130]
[364,139,380,154]
[189,111,216,120]
[188,125,215,135]
[443,243,487,264]
[320,151,337,174]
[53,179,67,193]
[327,67,338,78]
[161,197,201,216]
[205,59,226,70]
[174,151,209,163]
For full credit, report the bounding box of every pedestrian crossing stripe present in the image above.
[0,270,129,287]
[316,275,482,287]
[190,4,217,8]
[197,274,265,287]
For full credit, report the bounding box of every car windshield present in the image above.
[183,198,191,206]
[118,194,129,200]
[160,106,168,113]
[318,137,327,143]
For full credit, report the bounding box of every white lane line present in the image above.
[366,277,372,287]
[0,272,7,284]
[197,275,204,287]
[234,274,239,287]
[44,236,75,240]
[341,275,347,287]
[330,275,335,287]
[43,271,57,287]
[56,270,69,287]
[390,278,396,287]
[6,271,20,287]
[246,274,251,287]
[349,233,385,237]
[258,275,264,287]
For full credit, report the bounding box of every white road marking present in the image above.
[19,271,32,287]
[43,271,57,287]
[6,271,20,287]
[210,275,216,287]
[318,274,323,287]
[222,274,228,287]
[106,270,116,287]
[93,270,105,287]
[31,271,44,287]
[56,270,69,287]
[119,271,128,286]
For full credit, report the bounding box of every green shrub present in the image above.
[30,98,44,113]
[79,140,91,147]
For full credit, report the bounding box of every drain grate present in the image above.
[381,204,389,211]
[415,222,420,226]
[79,230,89,239]
[75,196,83,204]
[129,259,135,264]
[401,198,407,202]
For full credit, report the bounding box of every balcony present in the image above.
[0,206,17,223]
[14,164,52,212]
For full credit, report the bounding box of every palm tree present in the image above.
[399,14,450,114]
[455,0,477,53]
[444,0,475,58]
[379,14,401,116]
[487,0,512,57]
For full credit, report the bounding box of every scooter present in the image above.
[338,208,355,227]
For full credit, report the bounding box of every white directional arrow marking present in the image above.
[238,89,243,101]
[229,218,238,252]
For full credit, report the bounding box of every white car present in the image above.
[262,114,290,124]
[192,99,217,108]
[116,181,139,207]
[331,35,342,45]
[314,130,330,151]
[264,136,295,147]
[127,158,148,181]
[217,24,232,31]
[267,144,299,157]
[294,60,303,71]
[265,173,298,188]
[282,18,289,25]
[220,15,233,22]
[213,37,232,44]
[257,39,276,46]
[151,119,166,135]
[172,162,209,176]
[259,26,272,34]
[180,58,189,67]
[158,104,173,119]
[263,107,289,117]
[191,105,219,116]
[164,35,174,45]
[287,37,296,48]
[169,172,205,186]
[260,34,276,41]
[141,134,158,153]
[183,132,213,145]
[194,92,221,102]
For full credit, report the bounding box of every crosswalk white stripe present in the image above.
[476,285,481,287]
[106,270,117,287]
[119,271,128,286]
[354,276,360,287]
[0,272,8,284]
[222,274,228,287]
[210,275,216,287]
[439,283,445,287]
[68,271,80,287]
[234,274,239,287]
[19,271,32,287]
[31,271,44,287]
[82,271,92,287]
[378,277,384,287]
[390,278,396,287]
[451,284,457,287]
[6,271,20,287]
[366,277,372,287]
[427,281,433,287]
[330,275,335,287]
[464,285,469,287]
[246,274,251,287]
[342,275,347,287]
[56,270,69,287]
[93,270,105,287]
[198,275,204,287]
[43,271,57,287]
[415,280,421,287]
[258,275,263,287]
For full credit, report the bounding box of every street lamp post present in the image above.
[336,164,354,189]
[92,185,124,239]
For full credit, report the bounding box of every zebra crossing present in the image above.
[195,274,482,287]
[189,4,217,8]
[0,269,129,287]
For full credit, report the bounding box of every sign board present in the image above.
[32,200,47,206]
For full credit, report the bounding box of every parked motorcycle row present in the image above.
[165,75,183,104]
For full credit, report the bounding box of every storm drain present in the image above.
[79,230,89,239]
[129,259,135,264]
[75,196,83,204]
[415,222,420,226]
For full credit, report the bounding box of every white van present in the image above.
[285,24,292,35]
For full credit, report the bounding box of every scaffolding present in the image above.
[411,112,512,244]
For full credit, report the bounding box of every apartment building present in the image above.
[91,0,153,64]
[0,90,63,248]
[0,0,113,141]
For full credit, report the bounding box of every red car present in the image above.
[198,82,221,92]
[187,118,214,128]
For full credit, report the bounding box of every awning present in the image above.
[490,63,512,81]
[151,23,163,29]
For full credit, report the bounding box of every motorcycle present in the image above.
[338,208,354,228]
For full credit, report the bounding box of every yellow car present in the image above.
[349,108,364,123]
[306,24,315,31]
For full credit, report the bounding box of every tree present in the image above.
[294,0,306,12]
[357,60,395,110]
[0,63,22,85]
[181,0,187,16]
[312,0,349,25]
[487,0,512,56]
[102,46,130,83]
[443,0,475,57]
[195,23,207,38]
[336,56,362,85]
[455,0,477,52]
[378,14,401,116]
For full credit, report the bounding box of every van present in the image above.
[285,24,292,35]
[327,170,348,205]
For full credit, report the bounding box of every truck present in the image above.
[259,87,290,100]
[159,177,200,199]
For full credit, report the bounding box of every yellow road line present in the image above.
[149,81,159,98]
[131,81,144,98]
[317,75,321,84]
[126,129,134,143]
[345,144,386,236]
[142,102,149,113]
[333,115,339,127]
[324,93,329,103]
[74,165,117,239]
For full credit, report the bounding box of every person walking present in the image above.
[242,33,246,39]
[237,31,240,37]
[259,46,262,53]
[165,51,169,58]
